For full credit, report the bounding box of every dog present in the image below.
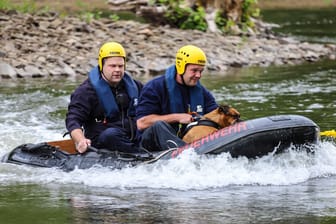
[182,105,241,143]
[186,0,243,32]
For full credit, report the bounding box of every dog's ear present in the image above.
[218,105,230,115]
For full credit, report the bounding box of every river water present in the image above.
[1,9,336,224]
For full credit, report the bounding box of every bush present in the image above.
[150,0,260,33]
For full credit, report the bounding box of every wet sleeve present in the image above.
[65,84,95,133]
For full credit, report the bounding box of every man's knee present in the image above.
[99,128,122,142]
[152,121,171,130]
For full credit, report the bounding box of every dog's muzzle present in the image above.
[233,115,242,124]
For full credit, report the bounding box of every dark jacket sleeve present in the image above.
[65,79,100,133]
[136,76,168,120]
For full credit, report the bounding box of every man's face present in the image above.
[102,57,125,86]
[182,64,204,86]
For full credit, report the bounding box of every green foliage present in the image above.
[74,0,119,22]
[241,0,259,29]
[215,0,259,33]
[166,5,207,31]
[214,9,229,33]
[216,17,237,34]
[0,0,37,13]
[109,14,120,22]
[150,0,259,33]
[323,0,333,5]
[180,7,207,31]
[20,0,37,13]
[150,0,208,31]
[75,1,100,22]
[0,0,10,10]
[1,0,259,32]
[80,12,95,22]
[0,0,119,23]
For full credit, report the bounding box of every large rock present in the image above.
[0,61,16,79]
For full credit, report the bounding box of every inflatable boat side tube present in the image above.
[166,115,319,159]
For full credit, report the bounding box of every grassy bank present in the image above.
[2,0,336,15]
[257,0,336,9]
[1,0,107,14]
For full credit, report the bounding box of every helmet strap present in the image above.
[176,73,187,86]
[181,74,187,86]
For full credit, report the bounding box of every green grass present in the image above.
[0,0,38,13]
[0,0,142,23]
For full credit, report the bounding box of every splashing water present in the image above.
[1,140,335,190]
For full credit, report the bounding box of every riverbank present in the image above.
[1,9,336,79]
[7,0,336,12]
[257,0,336,9]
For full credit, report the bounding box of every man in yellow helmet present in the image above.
[66,42,143,153]
[136,45,218,151]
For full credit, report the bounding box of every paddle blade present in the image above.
[48,139,77,154]
[320,130,336,138]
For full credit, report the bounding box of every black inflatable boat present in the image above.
[2,115,320,171]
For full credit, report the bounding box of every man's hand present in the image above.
[176,113,194,124]
[75,138,91,154]
[70,128,91,154]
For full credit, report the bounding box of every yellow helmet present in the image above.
[175,45,207,75]
[98,42,126,71]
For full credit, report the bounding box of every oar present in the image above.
[47,139,100,154]
[46,139,169,163]
[320,130,336,138]
[47,139,76,154]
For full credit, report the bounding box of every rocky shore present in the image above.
[1,10,336,79]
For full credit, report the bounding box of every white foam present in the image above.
[1,141,335,190]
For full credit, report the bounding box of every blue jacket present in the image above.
[66,67,142,145]
[136,65,218,133]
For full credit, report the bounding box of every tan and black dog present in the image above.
[182,105,241,143]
